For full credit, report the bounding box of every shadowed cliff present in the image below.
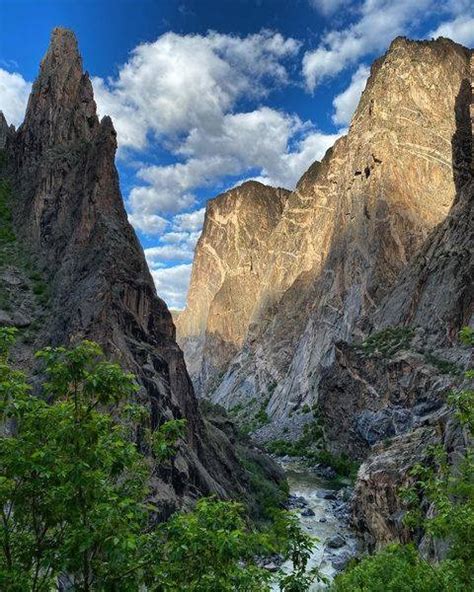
[2,28,283,514]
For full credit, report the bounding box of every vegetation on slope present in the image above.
[331,327,474,591]
[264,411,359,479]
[0,328,323,591]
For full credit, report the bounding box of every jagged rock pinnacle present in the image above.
[0,111,9,149]
[38,27,84,92]
[6,26,272,509]
[20,26,98,146]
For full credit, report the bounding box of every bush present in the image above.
[357,326,415,357]
[332,544,465,592]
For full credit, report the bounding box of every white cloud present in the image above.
[129,107,340,231]
[146,244,195,262]
[173,208,206,232]
[92,30,342,233]
[309,0,353,16]
[150,263,193,309]
[302,0,433,89]
[93,30,300,151]
[127,212,169,236]
[93,76,148,150]
[429,16,474,46]
[332,64,370,125]
[0,69,31,127]
[145,230,200,262]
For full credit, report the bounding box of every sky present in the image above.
[1,1,473,309]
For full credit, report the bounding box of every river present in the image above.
[271,459,360,590]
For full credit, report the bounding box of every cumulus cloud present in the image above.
[145,230,200,263]
[93,30,338,237]
[129,106,340,230]
[332,64,370,125]
[149,263,193,309]
[173,208,206,232]
[0,68,31,127]
[429,16,474,46]
[127,211,169,236]
[302,0,433,89]
[93,30,300,151]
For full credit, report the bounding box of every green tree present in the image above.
[275,511,326,592]
[0,334,178,590]
[0,329,319,591]
[144,497,273,591]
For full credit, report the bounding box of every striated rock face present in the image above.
[334,177,473,548]
[206,38,472,421]
[319,72,473,548]
[4,28,283,513]
[352,407,469,553]
[176,181,288,394]
[318,337,464,460]
[374,181,474,343]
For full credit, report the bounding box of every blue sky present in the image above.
[1,0,473,308]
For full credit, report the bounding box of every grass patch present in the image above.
[229,395,271,435]
[424,352,460,376]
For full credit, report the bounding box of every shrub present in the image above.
[332,544,465,592]
[357,326,415,357]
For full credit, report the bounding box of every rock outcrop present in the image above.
[186,38,472,427]
[176,181,288,394]
[1,28,283,514]
[0,112,14,150]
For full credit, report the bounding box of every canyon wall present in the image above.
[179,37,472,435]
[176,181,289,394]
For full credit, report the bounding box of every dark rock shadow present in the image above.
[452,77,472,195]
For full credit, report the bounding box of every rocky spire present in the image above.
[0,111,15,150]
[7,28,279,510]
[19,27,98,149]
